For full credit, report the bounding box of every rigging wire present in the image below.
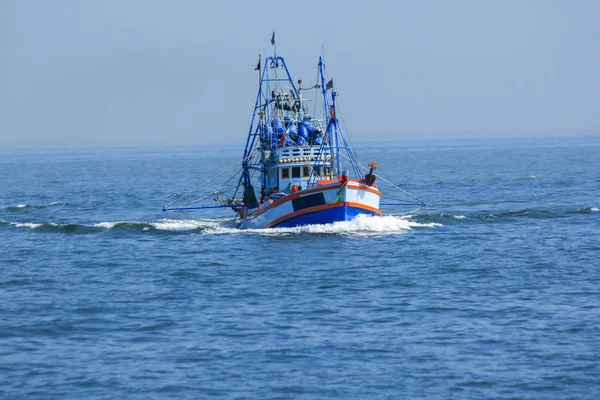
[232,146,261,201]
[164,149,258,209]
[338,153,424,203]
[329,80,424,211]
[181,168,242,207]
[389,205,425,216]
[299,70,320,91]
[335,99,358,160]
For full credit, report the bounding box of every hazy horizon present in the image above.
[2,1,599,149]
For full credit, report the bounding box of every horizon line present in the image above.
[1,132,599,152]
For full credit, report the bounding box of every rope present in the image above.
[232,146,261,201]
[181,169,242,207]
[390,205,425,216]
[300,70,321,92]
[312,83,318,117]
[357,161,423,203]
[336,99,358,160]
[164,150,257,209]
[334,180,348,203]
[337,153,424,203]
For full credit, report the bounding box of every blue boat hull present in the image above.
[272,202,378,228]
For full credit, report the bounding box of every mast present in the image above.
[318,56,341,176]
[238,48,301,200]
[238,57,268,200]
[330,89,342,175]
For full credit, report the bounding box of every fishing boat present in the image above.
[164,38,425,228]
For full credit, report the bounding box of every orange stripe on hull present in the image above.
[264,201,381,228]
[265,202,344,228]
[346,201,382,216]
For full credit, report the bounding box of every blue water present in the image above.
[1,137,599,399]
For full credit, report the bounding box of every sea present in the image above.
[1,136,598,399]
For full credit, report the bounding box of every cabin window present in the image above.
[281,168,290,179]
[292,166,301,178]
[302,166,310,177]
[324,166,332,177]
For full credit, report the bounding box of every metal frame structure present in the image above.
[238,54,366,201]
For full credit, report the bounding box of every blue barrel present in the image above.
[260,123,273,135]
[283,116,294,127]
[300,121,316,135]
[271,119,285,135]
[298,124,310,139]
[288,122,298,138]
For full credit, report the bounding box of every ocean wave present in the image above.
[423,209,562,222]
[412,213,472,224]
[480,208,560,220]
[3,202,67,212]
[568,206,598,215]
[152,219,228,231]
[8,221,101,233]
[146,215,436,236]
[414,206,598,224]
[235,215,441,236]
[94,221,153,230]
[11,222,45,229]
[5,204,593,235]
[4,204,33,212]
[2,215,440,236]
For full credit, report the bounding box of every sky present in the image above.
[1,0,599,148]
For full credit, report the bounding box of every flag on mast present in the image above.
[326,78,334,90]
[271,31,275,46]
[255,55,261,70]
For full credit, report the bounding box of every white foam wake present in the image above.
[152,218,230,231]
[9,215,441,236]
[11,222,44,229]
[95,221,121,229]
[205,214,440,236]
[91,219,229,231]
